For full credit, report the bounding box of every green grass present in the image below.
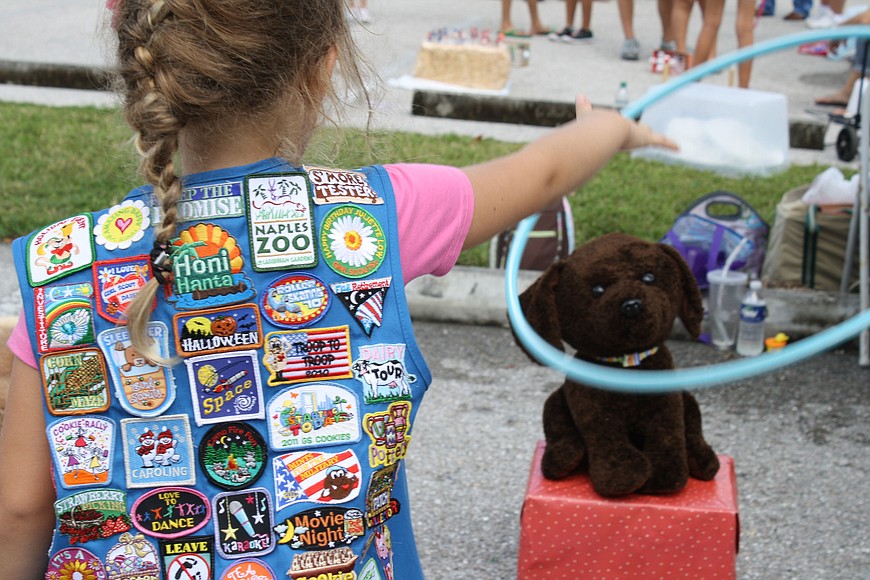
[0,101,834,266]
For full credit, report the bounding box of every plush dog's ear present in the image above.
[659,244,704,338]
[517,261,566,352]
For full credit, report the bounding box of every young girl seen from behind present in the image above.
[0,1,676,577]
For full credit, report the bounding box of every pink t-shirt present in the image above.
[7,163,473,368]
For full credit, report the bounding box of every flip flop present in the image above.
[815,96,849,107]
[502,28,532,38]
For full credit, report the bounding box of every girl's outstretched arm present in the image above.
[0,358,55,578]
[461,96,677,249]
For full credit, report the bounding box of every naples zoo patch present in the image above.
[26,214,95,286]
[47,416,115,490]
[34,282,95,353]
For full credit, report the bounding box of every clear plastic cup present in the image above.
[706,269,748,350]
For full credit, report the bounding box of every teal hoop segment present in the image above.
[506,27,870,393]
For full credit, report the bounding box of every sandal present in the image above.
[502,28,532,38]
[815,96,849,107]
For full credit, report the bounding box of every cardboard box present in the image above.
[518,441,739,579]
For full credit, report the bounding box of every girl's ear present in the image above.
[325,45,339,77]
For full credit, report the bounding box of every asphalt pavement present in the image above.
[1,1,869,578]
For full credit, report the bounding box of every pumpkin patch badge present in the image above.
[167,223,255,310]
[330,277,391,336]
[245,172,317,271]
[93,199,151,250]
[199,422,268,490]
[41,348,110,416]
[213,488,275,559]
[97,323,175,418]
[262,273,331,328]
[105,533,160,580]
[54,489,131,545]
[173,303,262,358]
[34,282,95,353]
[272,449,362,511]
[26,214,95,287]
[120,415,196,488]
[320,205,386,279]
[131,487,211,539]
[185,351,265,426]
[93,255,152,324]
[262,326,352,387]
[47,416,115,490]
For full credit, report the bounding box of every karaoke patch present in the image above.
[213,488,275,559]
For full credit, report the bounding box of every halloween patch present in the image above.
[199,422,268,490]
[46,547,107,580]
[262,273,331,328]
[274,506,365,551]
[105,533,161,580]
[41,347,110,416]
[320,205,386,279]
[185,351,265,426]
[272,449,362,511]
[262,326,352,387]
[120,415,196,488]
[176,180,245,222]
[330,277,391,336]
[245,172,317,271]
[351,343,416,405]
[132,487,211,539]
[266,383,359,452]
[167,223,255,310]
[34,282,95,353]
[26,214,95,287]
[365,464,400,528]
[286,546,358,580]
[362,402,411,468]
[213,488,275,559]
[220,559,278,580]
[159,536,214,580]
[54,489,131,545]
[97,323,175,418]
[306,166,383,205]
[47,416,115,490]
[173,304,262,358]
[93,255,152,323]
[94,199,151,250]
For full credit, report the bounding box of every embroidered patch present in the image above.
[199,422,268,490]
[220,559,278,580]
[97,323,175,417]
[46,547,107,580]
[272,449,362,511]
[173,304,263,358]
[306,166,383,205]
[262,273,331,328]
[330,277,391,336]
[262,326,352,387]
[41,348,110,416]
[351,343,416,405]
[365,464,401,528]
[26,214,95,287]
[266,383,360,452]
[274,506,365,551]
[54,489,131,545]
[359,557,385,580]
[167,223,256,310]
[245,173,317,271]
[320,205,386,278]
[159,536,214,579]
[47,416,115,490]
[131,487,211,539]
[213,488,275,559]
[362,402,411,468]
[185,351,265,426]
[120,415,196,488]
[94,199,151,250]
[105,533,161,580]
[177,180,245,223]
[93,255,152,323]
[34,282,95,353]
[286,547,358,579]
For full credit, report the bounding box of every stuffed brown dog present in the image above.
[518,233,720,497]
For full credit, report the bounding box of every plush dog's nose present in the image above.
[620,298,643,318]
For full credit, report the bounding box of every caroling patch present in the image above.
[320,205,386,278]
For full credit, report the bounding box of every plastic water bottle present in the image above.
[736,280,766,356]
[614,81,629,109]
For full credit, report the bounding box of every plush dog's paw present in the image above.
[639,466,689,495]
[688,447,720,481]
[541,439,586,480]
[588,450,652,497]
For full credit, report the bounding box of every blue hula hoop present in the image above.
[507,26,870,393]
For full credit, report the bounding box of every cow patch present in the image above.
[351,343,416,404]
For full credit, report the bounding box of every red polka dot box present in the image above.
[518,441,738,579]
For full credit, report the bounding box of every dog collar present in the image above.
[595,346,660,368]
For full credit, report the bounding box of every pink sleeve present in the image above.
[7,312,36,368]
[385,164,474,282]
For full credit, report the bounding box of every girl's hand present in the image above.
[622,118,679,152]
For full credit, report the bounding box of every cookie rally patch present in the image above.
[213,488,275,559]
[47,416,115,490]
[173,304,263,358]
[320,205,386,278]
[198,422,268,490]
[93,255,152,324]
[120,415,196,488]
[26,214,95,287]
[245,173,317,271]
[41,347,110,416]
[185,351,265,426]
[34,282,95,353]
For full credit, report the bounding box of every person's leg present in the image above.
[791,0,812,17]
[527,0,550,33]
[580,0,593,31]
[501,0,514,33]
[671,0,695,53]
[658,0,676,46]
[693,0,724,65]
[618,0,635,39]
[735,0,755,87]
